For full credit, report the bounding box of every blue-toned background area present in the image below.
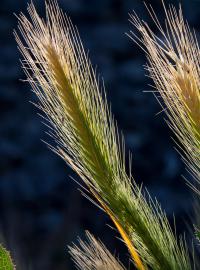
[0,0,199,269]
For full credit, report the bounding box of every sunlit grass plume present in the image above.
[129,2,200,184]
[15,1,193,269]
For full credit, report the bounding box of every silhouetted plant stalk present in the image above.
[15,1,193,270]
[129,2,200,185]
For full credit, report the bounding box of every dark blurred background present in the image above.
[0,0,200,269]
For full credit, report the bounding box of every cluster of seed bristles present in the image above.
[11,1,200,270]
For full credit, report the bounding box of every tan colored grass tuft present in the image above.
[69,231,125,270]
[129,2,200,183]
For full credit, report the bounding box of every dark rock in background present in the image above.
[0,0,198,269]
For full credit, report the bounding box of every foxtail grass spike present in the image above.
[15,1,192,269]
[69,231,125,270]
[129,2,200,185]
